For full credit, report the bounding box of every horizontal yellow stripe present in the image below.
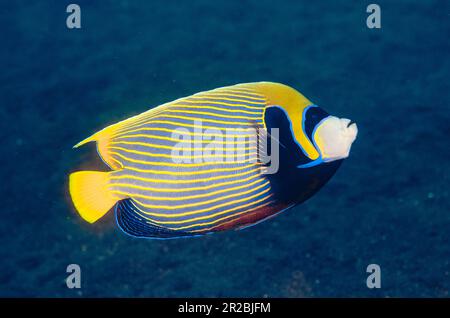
[107,162,257,177]
[111,142,172,150]
[151,114,254,126]
[110,158,259,183]
[112,92,265,135]
[133,192,274,225]
[194,94,266,105]
[113,127,256,139]
[119,165,261,180]
[114,101,260,134]
[164,109,262,121]
[226,86,260,93]
[177,99,262,110]
[114,133,253,145]
[131,181,270,209]
[109,177,266,200]
[110,172,263,192]
[176,201,274,231]
[110,147,257,161]
[214,88,263,96]
[135,186,272,218]
[185,96,264,107]
[200,92,266,102]
[110,142,256,152]
[115,120,260,136]
[108,156,259,168]
[169,104,261,115]
[94,86,267,143]
[110,102,186,135]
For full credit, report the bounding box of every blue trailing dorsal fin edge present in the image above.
[115,199,199,239]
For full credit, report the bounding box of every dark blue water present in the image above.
[1,0,449,297]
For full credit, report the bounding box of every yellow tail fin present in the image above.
[69,171,119,223]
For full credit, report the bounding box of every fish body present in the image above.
[69,82,357,239]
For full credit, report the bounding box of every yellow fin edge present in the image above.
[73,126,122,170]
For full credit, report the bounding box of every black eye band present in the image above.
[303,106,329,143]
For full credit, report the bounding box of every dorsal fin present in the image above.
[72,103,173,170]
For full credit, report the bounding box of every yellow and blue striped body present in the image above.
[69,82,342,239]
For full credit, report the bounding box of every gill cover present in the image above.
[256,82,320,161]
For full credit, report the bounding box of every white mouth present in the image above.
[313,116,358,162]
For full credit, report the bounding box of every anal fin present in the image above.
[116,199,197,239]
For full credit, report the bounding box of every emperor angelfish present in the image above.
[69,82,357,239]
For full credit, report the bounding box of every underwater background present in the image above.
[1,0,449,297]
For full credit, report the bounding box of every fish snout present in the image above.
[340,118,358,141]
